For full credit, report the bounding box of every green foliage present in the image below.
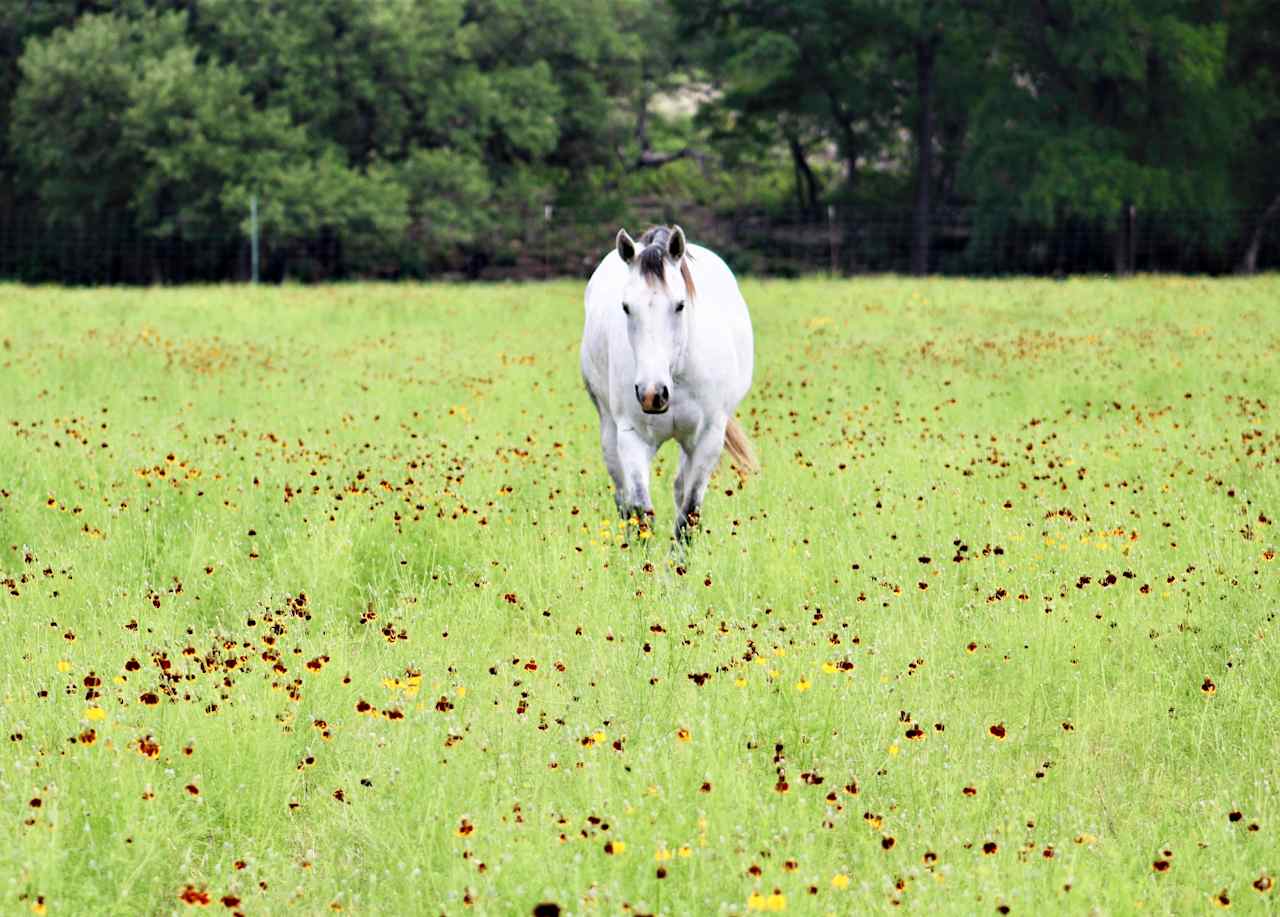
[123,47,306,238]
[1,0,1278,276]
[963,1,1240,226]
[11,13,187,225]
[3,0,669,272]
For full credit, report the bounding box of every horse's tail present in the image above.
[723,416,760,474]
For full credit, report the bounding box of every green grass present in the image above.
[1,276,1278,916]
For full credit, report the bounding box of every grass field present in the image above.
[1,275,1278,916]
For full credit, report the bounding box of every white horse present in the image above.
[581,225,756,541]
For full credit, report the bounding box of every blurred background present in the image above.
[0,0,1276,283]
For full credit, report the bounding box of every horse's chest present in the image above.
[631,398,703,446]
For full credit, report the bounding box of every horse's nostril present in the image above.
[660,385,669,404]
[635,384,643,403]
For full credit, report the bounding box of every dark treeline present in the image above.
[1,0,1277,282]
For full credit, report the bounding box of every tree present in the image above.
[671,0,989,273]
[10,13,187,228]
[963,0,1239,274]
[1225,0,1280,273]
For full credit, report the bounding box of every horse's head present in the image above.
[615,225,696,415]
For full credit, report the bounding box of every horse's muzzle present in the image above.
[636,383,670,414]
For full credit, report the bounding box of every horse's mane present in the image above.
[636,225,696,301]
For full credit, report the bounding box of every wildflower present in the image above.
[85,707,106,721]
[795,678,811,692]
[178,885,211,906]
[832,874,850,890]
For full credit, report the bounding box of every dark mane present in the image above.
[638,242,667,285]
[638,226,671,248]
[635,225,696,300]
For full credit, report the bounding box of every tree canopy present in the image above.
[0,0,1276,280]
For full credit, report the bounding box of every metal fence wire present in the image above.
[0,205,1275,284]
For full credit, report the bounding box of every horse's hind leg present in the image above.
[674,417,728,543]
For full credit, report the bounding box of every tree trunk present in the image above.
[911,31,938,276]
[787,133,822,218]
[824,90,859,193]
[1236,190,1280,274]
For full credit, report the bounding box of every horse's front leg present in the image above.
[674,417,728,543]
[615,428,657,534]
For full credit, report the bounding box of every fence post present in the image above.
[543,204,553,280]
[250,194,260,284]
[827,204,838,276]
[1126,203,1137,274]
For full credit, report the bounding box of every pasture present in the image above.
[1,276,1278,915]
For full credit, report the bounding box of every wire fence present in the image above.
[0,204,1275,284]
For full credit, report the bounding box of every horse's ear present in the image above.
[616,228,637,265]
[666,225,686,261]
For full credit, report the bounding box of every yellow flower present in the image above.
[795,678,811,692]
[677,845,693,858]
[821,662,838,674]
[888,744,900,757]
[676,728,691,743]
[85,707,106,721]
[56,660,72,673]
[735,676,748,688]
[831,874,850,890]
[454,685,466,698]
[592,730,606,744]
[747,892,768,912]
[765,892,787,911]
[655,848,673,862]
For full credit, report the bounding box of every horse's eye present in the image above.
[621,303,631,316]
[675,301,686,313]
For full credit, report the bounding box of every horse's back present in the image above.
[687,244,753,398]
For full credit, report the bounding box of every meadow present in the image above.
[1,275,1277,916]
